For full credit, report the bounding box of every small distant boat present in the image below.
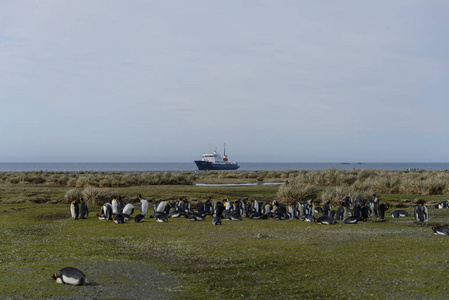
[194,145,240,171]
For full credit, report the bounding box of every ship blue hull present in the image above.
[194,161,240,171]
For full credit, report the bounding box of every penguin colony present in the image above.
[83,194,443,230]
[59,194,449,285]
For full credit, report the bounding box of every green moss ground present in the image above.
[2,201,449,299]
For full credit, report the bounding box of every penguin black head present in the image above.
[417,199,426,205]
[51,273,57,281]
[137,194,141,198]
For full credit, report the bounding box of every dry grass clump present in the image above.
[287,169,449,197]
[276,182,318,204]
[320,186,354,204]
[0,171,195,187]
[81,186,113,205]
[64,189,81,204]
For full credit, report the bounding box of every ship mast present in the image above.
[223,143,228,161]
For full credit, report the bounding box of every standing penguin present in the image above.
[286,203,297,219]
[111,197,119,215]
[204,196,214,215]
[361,206,370,220]
[322,200,332,217]
[51,267,89,285]
[335,202,346,221]
[377,203,389,220]
[251,199,261,214]
[70,200,79,220]
[79,197,88,219]
[414,200,428,223]
[352,204,362,218]
[138,195,149,216]
[303,200,315,216]
[344,196,353,211]
[372,194,379,218]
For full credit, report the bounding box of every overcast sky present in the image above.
[1,1,448,163]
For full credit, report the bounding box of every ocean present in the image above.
[0,162,448,172]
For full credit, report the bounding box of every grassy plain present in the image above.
[1,177,449,299]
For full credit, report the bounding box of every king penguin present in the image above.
[432,226,449,236]
[70,200,79,220]
[79,197,88,219]
[316,215,337,225]
[122,203,134,216]
[322,200,332,217]
[344,216,363,224]
[414,201,428,223]
[114,214,125,224]
[156,213,169,223]
[335,202,346,221]
[212,216,222,225]
[111,197,119,215]
[377,203,389,220]
[138,195,149,216]
[301,214,316,222]
[134,214,145,222]
[391,210,409,218]
[51,267,89,285]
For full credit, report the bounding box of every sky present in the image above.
[1,1,448,163]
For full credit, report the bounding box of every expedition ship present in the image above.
[194,145,239,171]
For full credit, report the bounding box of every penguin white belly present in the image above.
[62,275,82,285]
[156,201,167,213]
[70,205,76,219]
[112,200,119,214]
[123,204,134,215]
[141,201,148,215]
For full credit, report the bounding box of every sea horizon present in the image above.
[0,162,448,172]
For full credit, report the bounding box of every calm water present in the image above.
[0,162,448,172]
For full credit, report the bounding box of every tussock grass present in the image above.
[0,171,195,187]
[63,189,80,204]
[81,187,113,205]
[276,183,318,203]
[1,169,448,197]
